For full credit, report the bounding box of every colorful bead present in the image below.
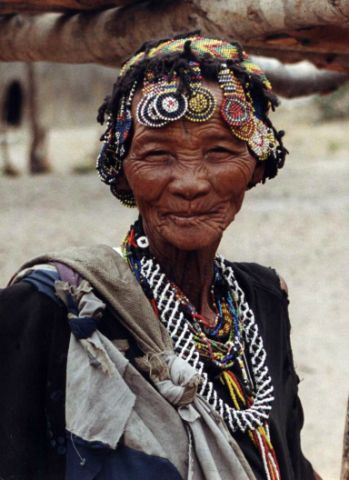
[110,185,136,207]
[220,97,251,127]
[185,87,216,122]
[96,80,137,192]
[217,63,273,159]
[136,94,169,128]
[247,120,276,161]
[154,92,187,121]
[136,235,149,249]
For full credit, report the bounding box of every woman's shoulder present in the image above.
[1,260,71,326]
[0,277,60,311]
[0,280,67,353]
[227,260,288,300]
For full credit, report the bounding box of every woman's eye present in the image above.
[211,147,230,153]
[144,150,171,162]
[206,147,233,158]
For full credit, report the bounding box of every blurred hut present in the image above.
[0,62,115,173]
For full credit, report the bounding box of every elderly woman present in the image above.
[0,33,319,480]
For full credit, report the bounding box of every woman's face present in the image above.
[123,82,259,252]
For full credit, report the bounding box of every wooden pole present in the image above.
[0,0,138,14]
[0,128,20,176]
[26,63,50,173]
[250,58,349,98]
[341,396,349,480]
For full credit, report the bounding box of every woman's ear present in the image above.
[248,161,265,188]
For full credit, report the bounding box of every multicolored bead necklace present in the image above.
[173,276,245,371]
[122,219,281,480]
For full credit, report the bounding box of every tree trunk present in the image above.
[26,63,50,174]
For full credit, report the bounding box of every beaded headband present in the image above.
[97,35,285,206]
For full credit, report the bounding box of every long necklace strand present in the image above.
[122,221,281,480]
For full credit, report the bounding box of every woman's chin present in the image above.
[159,225,222,252]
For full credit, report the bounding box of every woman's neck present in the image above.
[148,239,218,325]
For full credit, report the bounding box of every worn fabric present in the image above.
[9,245,173,356]
[7,246,255,480]
[0,246,315,480]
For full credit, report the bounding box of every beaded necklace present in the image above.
[173,276,244,364]
[122,219,281,480]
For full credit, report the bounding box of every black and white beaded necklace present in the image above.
[122,220,275,434]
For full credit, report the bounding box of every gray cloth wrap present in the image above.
[11,245,256,480]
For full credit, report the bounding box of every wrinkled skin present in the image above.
[122,82,264,323]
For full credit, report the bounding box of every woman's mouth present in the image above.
[165,212,213,226]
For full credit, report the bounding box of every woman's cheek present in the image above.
[215,161,253,197]
[126,163,170,202]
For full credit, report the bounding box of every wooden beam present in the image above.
[0,0,138,14]
[251,58,349,98]
[1,0,349,72]
[196,0,349,40]
[245,24,349,71]
[248,47,349,73]
[341,396,349,480]
[0,3,199,65]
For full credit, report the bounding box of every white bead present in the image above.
[136,236,149,249]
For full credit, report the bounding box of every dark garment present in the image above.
[65,440,182,480]
[0,262,314,480]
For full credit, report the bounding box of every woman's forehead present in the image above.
[130,114,247,150]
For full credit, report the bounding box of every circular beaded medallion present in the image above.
[136,94,168,128]
[247,120,274,160]
[221,97,251,127]
[185,87,216,122]
[232,120,256,142]
[154,92,187,121]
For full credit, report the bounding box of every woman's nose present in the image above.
[168,165,211,200]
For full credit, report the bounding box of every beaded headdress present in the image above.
[97,34,287,206]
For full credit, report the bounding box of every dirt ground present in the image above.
[1,104,348,479]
